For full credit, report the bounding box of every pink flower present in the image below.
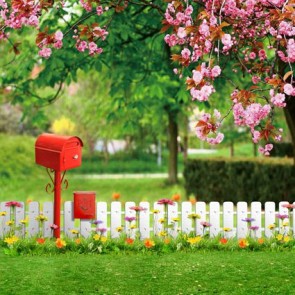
[211,66,221,78]
[283,84,294,96]
[54,31,63,41]
[200,221,211,227]
[252,76,260,84]
[96,6,104,15]
[177,27,187,38]
[5,201,22,208]
[38,47,52,59]
[192,70,203,84]
[249,52,256,59]
[76,40,88,52]
[157,199,174,206]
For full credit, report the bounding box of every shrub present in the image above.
[271,142,294,158]
[183,158,295,203]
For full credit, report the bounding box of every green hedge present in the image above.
[183,158,295,203]
[271,142,294,158]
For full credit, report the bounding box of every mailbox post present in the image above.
[35,133,83,238]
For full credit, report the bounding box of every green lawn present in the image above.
[0,177,186,204]
[0,251,294,294]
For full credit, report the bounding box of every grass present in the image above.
[0,177,186,204]
[0,251,295,294]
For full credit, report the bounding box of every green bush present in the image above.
[183,158,295,203]
[271,142,294,158]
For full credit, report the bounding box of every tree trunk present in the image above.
[284,100,295,165]
[183,116,189,162]
[168,111,178,184]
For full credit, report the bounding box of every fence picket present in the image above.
[223,202,234,238]
[237,202,248,238]
[168,202,178,238]
[251,202,262,238]
[279,201,289,235]
[181,202,192,234]
[97,202,108,237]
[153,202,164,237]
[209,202,220,237]
[15,202,25,238]
[292,202,295,237]
[139,202,150,240]
[110,202,122,239]
[28,202,40,237]
[264,202,276,238]
[196,201,206,236]
[125,201,136,239]
[64,201,75,238]
[43,202,54,238]
[0,202,10,237]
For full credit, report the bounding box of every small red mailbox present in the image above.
[74,191,96,219]
[35,133,83,171]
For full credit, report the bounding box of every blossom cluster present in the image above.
[163,0,295,154]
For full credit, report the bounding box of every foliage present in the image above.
[184,157,295,203]
[51,117,76,135]
[271,142,294,158]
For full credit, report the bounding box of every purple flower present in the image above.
[200,221,212,227]
[157,199,174,206]
[249,226,259,231]
[96,228,107,234]
[92,220,103,225]
[129,206,146,212]
[276,214,289,220]
[242,218,255,223]
[125,216,136,222]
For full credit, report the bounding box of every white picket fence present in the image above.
[0,201,294,239]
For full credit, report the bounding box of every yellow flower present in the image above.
[268,224,276,230]
[35,214,48,222]
[159,231,167,237]
[129,225,136,229]
[116,226,123,232]
[223,227,232,232]
[172,217,180,222]
[6,220,14,226]
[283,221,289,227]
[93,234,100,241]
[187,236,202,244]
[4,236,19,245]
[152,209,160,214]
[70,229,79,235]
[158,218,165,224]
[101,237,107,243]
[20,218,28,224]
[0,211,7,216]
[284,236,291,243]
[276,234,283,241]
[188,213,201,219]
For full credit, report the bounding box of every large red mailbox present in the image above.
[35,133,83,238]
[35,133,83,171]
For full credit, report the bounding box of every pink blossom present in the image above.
[181,48,190,59]
[54,31,63,41]
[249,52,256,59]
[284,84,294,96]
[192,70,203,84]
[177,27,187,38]
[96,6,104,15]
[211,66,221,78]
[5,201,22,208]
[76,40,88,52]
[258,143,273,156]
[38,47,52,59]
[271,93,286,108]
[28,15,39,27]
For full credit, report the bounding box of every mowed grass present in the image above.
[0,177,186,204]
[0,251,295,294]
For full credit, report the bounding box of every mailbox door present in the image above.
[74,192,96,219]
[62,140,82,170]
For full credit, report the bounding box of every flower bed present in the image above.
[1,199,295,255]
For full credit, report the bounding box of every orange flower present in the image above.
[258,238,264,244]
[238,238,249,248]
[36,238,45,244]
[144,239,155,248]
[164,238,171,244]
[219,238,228,244]
[56,238,66,248]
[75,238,81,245]
[171,194,181,202]
[125,238,134,245]
[189,197,197,205]
[112,193,120,200]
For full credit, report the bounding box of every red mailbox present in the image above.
[74,191,96,219]
[35,133,83,171]
[35,133,83,238]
